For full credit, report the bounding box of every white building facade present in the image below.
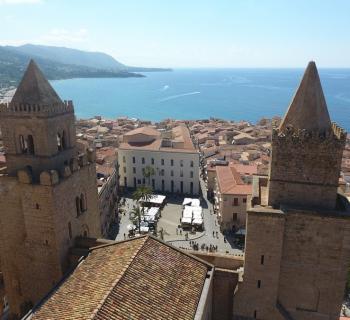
[118,126,200,195]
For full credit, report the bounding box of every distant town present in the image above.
[1,60,350,320]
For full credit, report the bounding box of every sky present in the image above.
[0,0,350,68]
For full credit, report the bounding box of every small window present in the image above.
[190,160,194,167]
[261,255,264,265]
[76,197,81,217]
[133,167,136,174]
[123,167,126,173]
[57,133,62,151]
[171,170,174,177]
[254,310,257,319]
[180,170,183,178]
[171,159,174,166]
[257,280,261,288]
[190,171,194,178]
[233,198,239,206]
[80,193,87,212]
[132,157,135,164]
[27,135,35,154]
[243,198,247,203]
[35,203,40,210]
[19,135,28,153]
[161,159,164,165]
[151,158,154,165]
[68,222,72,240]
[62,130,67,149]
[142,157,145,164]
[142,178,145,185]
[180,160,184,167]
[137,179,141,184]
[123,156,126,163]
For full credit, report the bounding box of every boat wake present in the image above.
[158,91,200,102]
[160,85,169,91]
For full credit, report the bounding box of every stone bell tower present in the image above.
[234,62,350,320]
[0,60,101,318]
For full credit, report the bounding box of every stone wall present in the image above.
[233,202,350,320]
[212,268,238,320]
[233,209,285,320]
[268,126,345,209]
[190,251,244,270]
[0,158,101,319]
[277,210,350,320]
[0,111,76,179]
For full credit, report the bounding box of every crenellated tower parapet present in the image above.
[0,100,74,117]
[269,122,346,210]
[13,147,96,186]
[271,122,346,148]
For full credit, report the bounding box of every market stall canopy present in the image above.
[141,194,166,205]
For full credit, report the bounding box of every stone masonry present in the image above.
[233,62,350,320]
[0,60,101,319]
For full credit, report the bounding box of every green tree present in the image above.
[142,166,155,186]
[132,185,153,232]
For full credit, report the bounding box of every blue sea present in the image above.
[51,68,350,131]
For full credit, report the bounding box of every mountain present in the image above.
[0,44,171,88]
[0,46,144,88]
[6,44,171,73]
[8,44,125,71]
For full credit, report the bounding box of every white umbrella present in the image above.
[127,224,136,231]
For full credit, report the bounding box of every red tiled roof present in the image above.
[29,236,211,320]
[216,165,252,195]
[231,163,258,176]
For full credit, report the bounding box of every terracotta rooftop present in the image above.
[216,165,252,195]
[11,60,63,106]
[27,236,211,320]
[123,126,160,137]
[279,61,332,132]
[231,163,258,176]
[120,125,197,153]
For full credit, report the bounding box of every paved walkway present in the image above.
[167,179,243,255]
[113,179,244,255]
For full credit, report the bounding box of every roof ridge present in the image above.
[90,236,148,320]
[147,235,214,268]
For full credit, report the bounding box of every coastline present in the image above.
[0,87,16,103]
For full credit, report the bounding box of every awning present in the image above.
[181,217,192,224]
[182,198,193,206]
[192,218,203,225]
[182,206,193,218]
[140,194,166,205]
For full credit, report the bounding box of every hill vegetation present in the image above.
[0,44,171,88]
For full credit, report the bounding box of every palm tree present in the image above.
[142,166,155,186]
[132,185,153,233]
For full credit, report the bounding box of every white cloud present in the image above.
[0,0,42,4]
[39,28,88,44]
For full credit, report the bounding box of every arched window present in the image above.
[19,135,27,153]
[80,193,87,212]
[75,196,81,217]
[68,222,72,240]
[62,130,67,149]
[82,224,89,237]
[27,135,35,154]
[57,133,62,151]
